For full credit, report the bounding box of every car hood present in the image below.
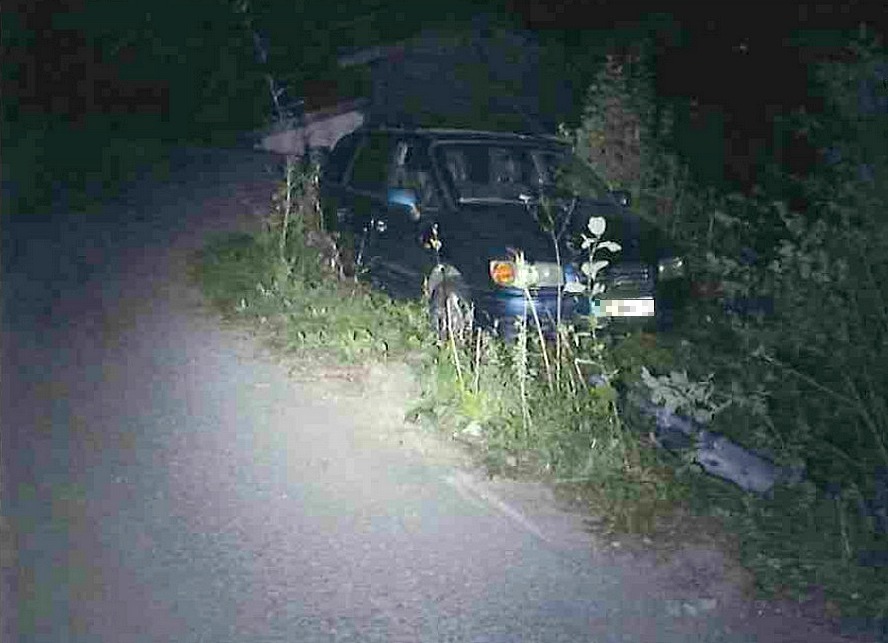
[440,202,558,261]
[437,199,679,291]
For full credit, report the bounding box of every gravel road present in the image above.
[1,145,875,643]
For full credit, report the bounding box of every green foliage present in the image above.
[3,114,173,213]
[561,33,888,616]
[686,475,888,618]
[696,36,888,483]
[606,330,677,386]
[411,313,678,516]
[558,44,693,230]
[640,367,726,425]
[198,228,430,362]
[3,0,265,212]
[196,231,277,309]
[196,161,430,363]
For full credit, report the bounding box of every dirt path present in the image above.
[1,145,875,642]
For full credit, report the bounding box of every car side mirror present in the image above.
[611,190,631,208]
[387,187,421,221]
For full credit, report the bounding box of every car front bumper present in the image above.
[476,278,690,337]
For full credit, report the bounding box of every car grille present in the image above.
[597,262,655,297]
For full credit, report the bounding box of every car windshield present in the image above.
[435,142,611,204]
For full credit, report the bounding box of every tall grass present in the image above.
[410,211,681,533]
[195,157,430,363]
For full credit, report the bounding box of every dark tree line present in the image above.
[4,0,883,210]
[1,0,503,211]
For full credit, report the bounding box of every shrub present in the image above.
[559,33,888,616]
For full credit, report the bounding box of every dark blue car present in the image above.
[319,126,690,338]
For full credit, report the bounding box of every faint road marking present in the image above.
[444,471,553,545]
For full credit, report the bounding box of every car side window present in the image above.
[489,147,526,185]
[387,140,440,210]
[322,132,360,185]
[347,133,392,194]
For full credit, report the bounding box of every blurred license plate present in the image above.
[594,297,656,318]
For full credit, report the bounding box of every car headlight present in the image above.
[657,256,686,280]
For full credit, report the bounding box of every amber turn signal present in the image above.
[489,260,516,286]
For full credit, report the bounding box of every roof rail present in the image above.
[359,119,560,141]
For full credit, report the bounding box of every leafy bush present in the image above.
[681,37,888,485]
[559,34,888,617]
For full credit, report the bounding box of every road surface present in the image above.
[1,145,873,642]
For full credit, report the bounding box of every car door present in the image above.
[319,131,361,230]
[342,133,437,299]
[332,131,391,281]
[377,137,443,296]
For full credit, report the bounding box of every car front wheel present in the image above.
[429,284,474,343]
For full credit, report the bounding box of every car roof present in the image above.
[356,125,566,147]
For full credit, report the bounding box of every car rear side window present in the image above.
[437,143,540,203]
[322,133,360,185]
[438,142,611,203]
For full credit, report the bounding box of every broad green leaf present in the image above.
[597,240,622,253]
[581,259,610,280]
[587,216,606,237]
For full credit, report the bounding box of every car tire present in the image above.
[429,284,473,343]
